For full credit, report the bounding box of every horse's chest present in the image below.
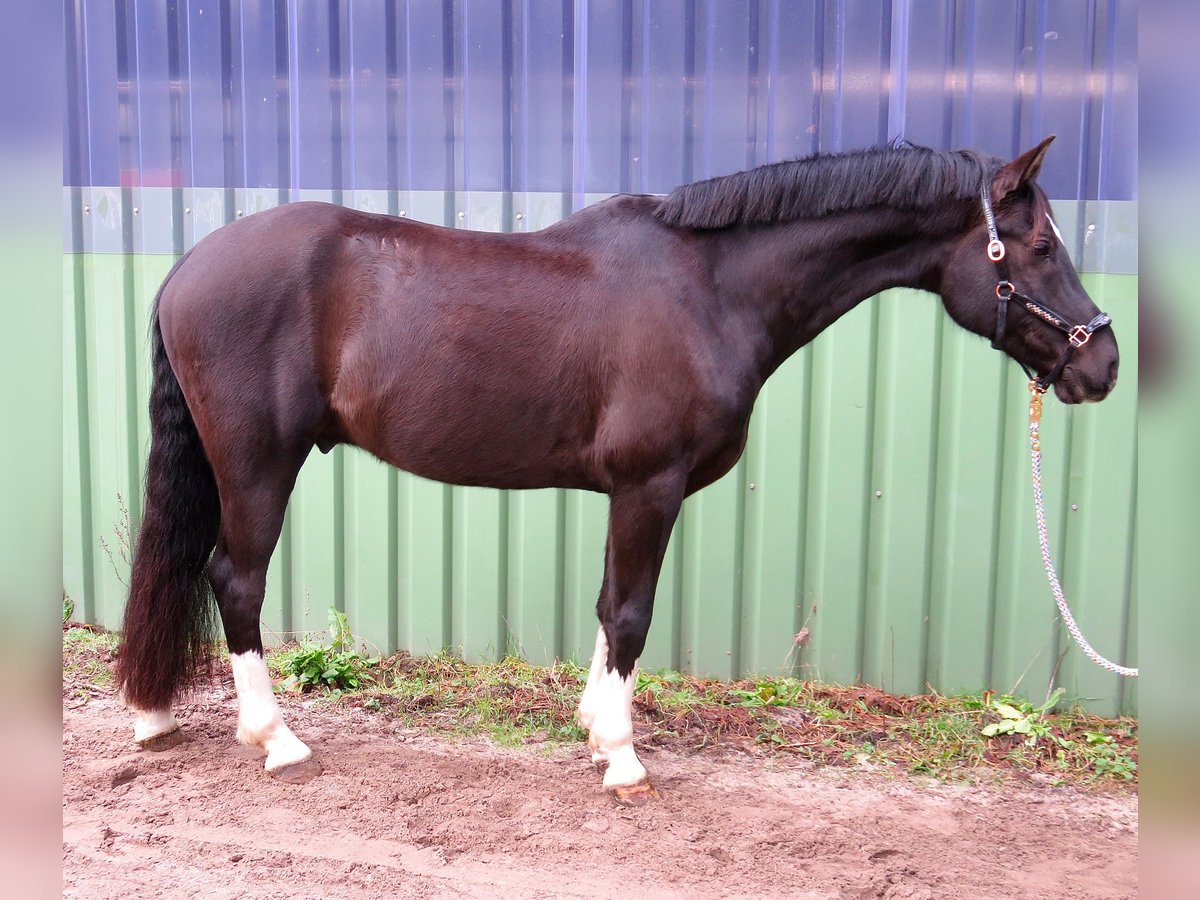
[686,425,750,495]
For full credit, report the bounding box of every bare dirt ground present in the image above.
[63,678,1137,899]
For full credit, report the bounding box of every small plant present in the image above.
[981,688,1065,746]
[755,716,789,746]
[278,608,377,692]
[731,679,805,708]
[98,493,135,588]
[1083,730,1138,781]
[63,593,74,624]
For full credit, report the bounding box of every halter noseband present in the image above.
[980,187,1112,394]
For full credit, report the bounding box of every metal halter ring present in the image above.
[987,239,1006,262]
[995,281,1014,299]
[1068,324,1092,347]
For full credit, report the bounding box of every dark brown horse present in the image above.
[116,137,1117,803]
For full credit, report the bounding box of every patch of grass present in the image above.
[60,621,1135,789]
[353,652,590,748]
[62,625,120,700]
[628,674,1136,787]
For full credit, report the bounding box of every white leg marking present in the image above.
[577,626,608,734]
[586,660,647,790]
[230,651,312,772]
[132,708,179,744]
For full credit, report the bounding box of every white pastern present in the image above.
[230,651,312,772]
[132,707,179,743]
[585,660,647,790]
[577,626,608,733]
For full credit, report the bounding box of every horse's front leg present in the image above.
[579,470,685,805]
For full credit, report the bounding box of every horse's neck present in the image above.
[708,205,965,377]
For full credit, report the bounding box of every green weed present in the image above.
[275,608,378,693]
[980,688,1065,745]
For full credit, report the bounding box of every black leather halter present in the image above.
[980,187,1112,394]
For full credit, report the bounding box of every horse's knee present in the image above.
[605,599,653,675]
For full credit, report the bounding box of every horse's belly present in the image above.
[339,388,597,491]
[371,434,593,491]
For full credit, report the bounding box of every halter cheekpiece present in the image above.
[980,186,1112,393]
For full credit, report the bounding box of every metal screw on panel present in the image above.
[875,490,883,498]
[748,483,756,490]
[236,209,244,217]
[184,207,191,214]
[399,210,407,217]
[1071,504,1079,511]
[515,212,524,221]
[132,207,139,215]
[83,204,90,213]
[457,211,465,220]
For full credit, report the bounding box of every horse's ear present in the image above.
[991,135,1056,202]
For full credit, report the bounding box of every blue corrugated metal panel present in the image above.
[66,0,1136,199]
[63,0,1138,713]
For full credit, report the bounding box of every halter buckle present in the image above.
[995,281,1014,299]
[987,239,1006,262]
[1068,325,1092,347]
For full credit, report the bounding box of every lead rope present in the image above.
[1028,384,1138,677]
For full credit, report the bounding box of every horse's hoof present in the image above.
[268,756,323,784]
[609,779,658,806]
[137,727,185,752]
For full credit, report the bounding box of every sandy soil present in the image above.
[63,681,1137,899]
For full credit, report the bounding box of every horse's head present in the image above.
[940,137,1118,403]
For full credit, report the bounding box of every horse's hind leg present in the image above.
[579,470,684,805]
[206,448,320,783]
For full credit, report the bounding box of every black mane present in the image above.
[653,143,995,230]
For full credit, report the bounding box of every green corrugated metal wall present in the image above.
[64,0,1139,715]
[63,239,1137,715]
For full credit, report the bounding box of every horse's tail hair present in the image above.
[115,252,222,712]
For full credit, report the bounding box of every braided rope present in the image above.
[1028,387,1138,677]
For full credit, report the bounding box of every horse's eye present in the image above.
[1032,241,1052,257]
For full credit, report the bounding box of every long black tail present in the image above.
[115,254,221,711]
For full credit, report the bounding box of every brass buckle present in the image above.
[1029,380,1045,422]
[1068,325,1091,347]
[987,239,1006,262]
